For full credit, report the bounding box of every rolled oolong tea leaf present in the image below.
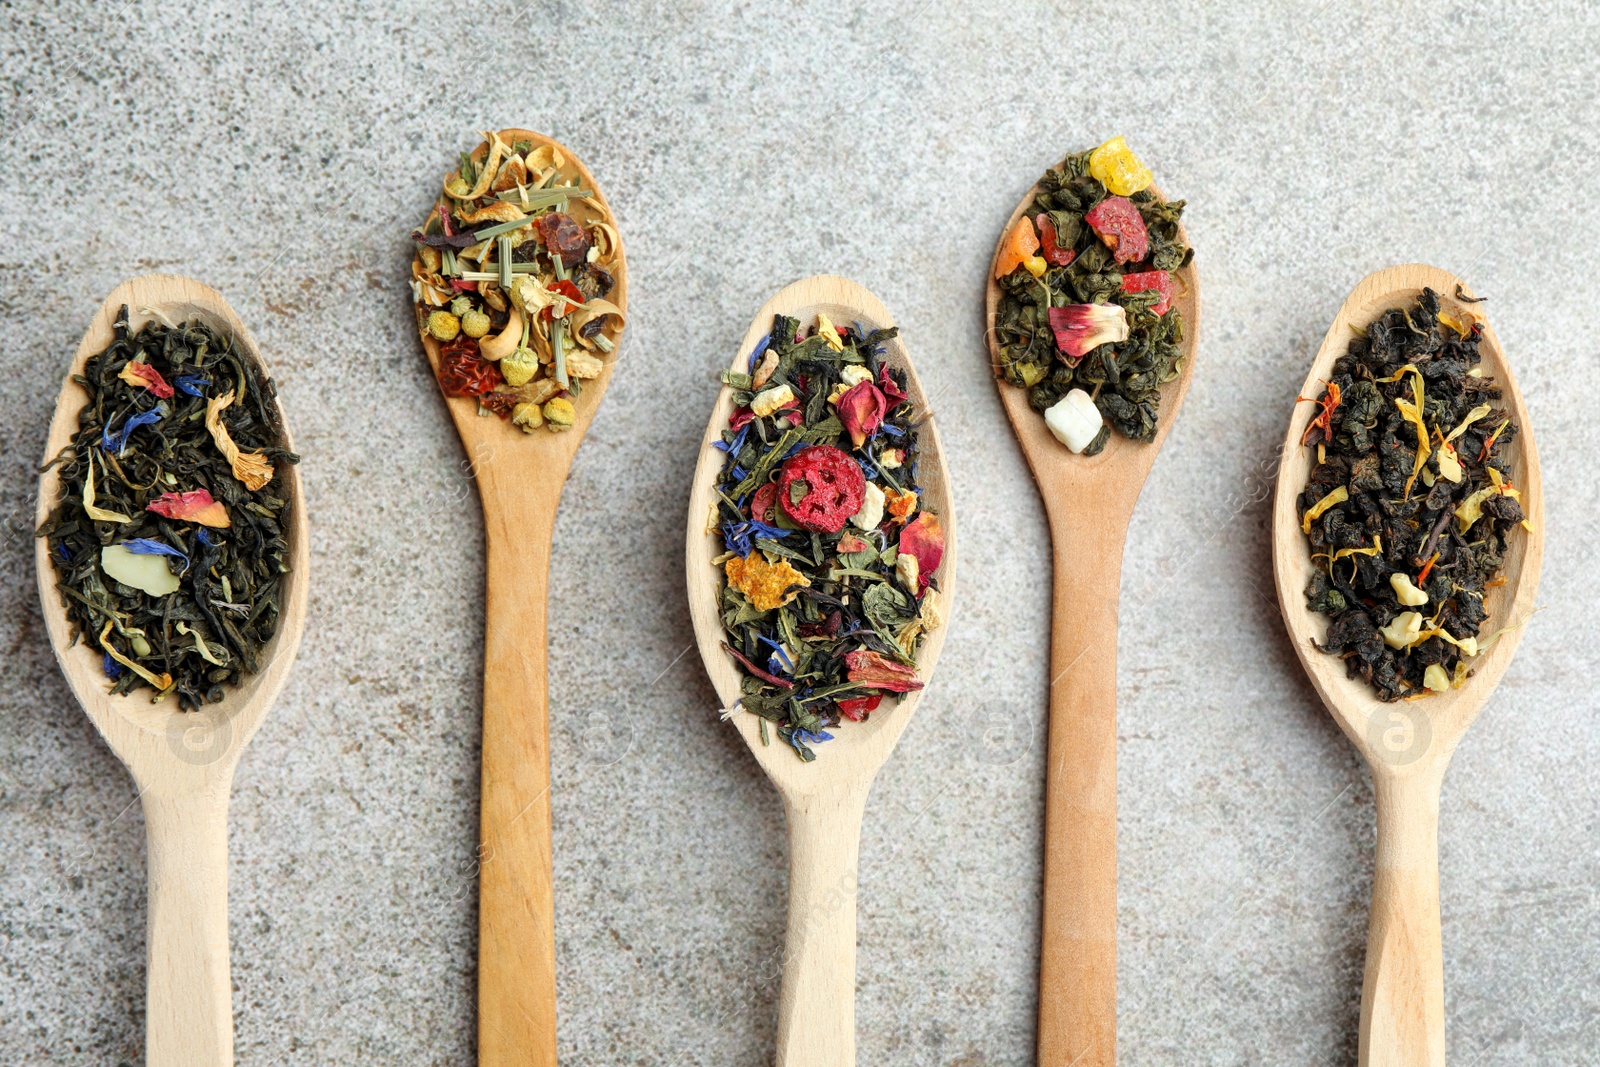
[36,306,298,710]
[411,129,625,434]
[711,314,945,761]
[992,136,1192,455]
[1295,287,1529,702]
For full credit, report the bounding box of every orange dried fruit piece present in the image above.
[994,216,1046,279]
[724,553,810,612]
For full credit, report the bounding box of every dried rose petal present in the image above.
[836,380,886,448]
[898,512,944,591]
[836,694,882,722]
[146,489,231,528]
[1047,303,1129,364]
[877,366,908,406]
[118,360,175,399]
[843,649,924,693]
[728,407,756,432]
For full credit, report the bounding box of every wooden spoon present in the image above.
[1271,264,1542,1067]
[33,274,309,1067]
[415,129,628,1067]
[685,275,957,1067]
[984,183,1199,1066]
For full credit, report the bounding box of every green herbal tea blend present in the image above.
[37,307,297,709]
[991,136,1192,454]
[1297,287,1531,701]
[710,313,945,761]
[411,129,625,433]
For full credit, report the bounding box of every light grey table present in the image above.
[2,2,1596,1063]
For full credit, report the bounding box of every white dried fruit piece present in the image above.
[565,350,604,379]
[1389,573,1429,606]
[101,544,180,597]
[751,384,795,418]
[1423,664,1451,693]
[850,483,885,530]
[896,551,920,591]
[1044,388,1103,453]
[752,350,780,389]
[1379,610,1425,650]
[840,364,873,388]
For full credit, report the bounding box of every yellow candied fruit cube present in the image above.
[1088,136,1154,196]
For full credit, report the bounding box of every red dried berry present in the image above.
[1120,270,1174,315]
[477,391,519,418]
[1035,213,1076,267]
[436,337,503,398]
[1083,195,1149,265]
[536,211,591,268]
[777,445,866,533]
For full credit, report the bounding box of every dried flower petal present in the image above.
[898,513,945,591]
[146,489,231,528]
[118,361,174,398]
[1047,303,1129,364]
[205,391,274,491]
[843,649,924,693]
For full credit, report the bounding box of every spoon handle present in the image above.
[775,788,869,1067]
[1037,502,1128,1067]
[477,488,559,1067]
[143,788,234,1067]
[1360,770,1446,1067]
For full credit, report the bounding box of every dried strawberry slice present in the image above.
[536,211,591,268]
[1120,270,1174,315]
[777,445,866,533]
[1035,213,1076,267]
[1083,195,1149,265]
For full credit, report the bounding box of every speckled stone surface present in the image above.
[2,2,1598,1064]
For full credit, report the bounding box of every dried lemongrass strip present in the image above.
[205,391,274,491]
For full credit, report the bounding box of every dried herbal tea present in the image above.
[37,307,297,709]
[1297,287,1531,701]
[710,314,945,761]
[992,136,1192,454]
[411,130,625,433]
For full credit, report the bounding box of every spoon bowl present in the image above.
[1271,264,1542,1066]
[414,128,627,1067]
[34,274,309,1066]
[984,177,1199,1067]
[686,275,956,1066]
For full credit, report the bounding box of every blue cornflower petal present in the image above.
[879,423,904,438]
[747,333,771,374]
[102,408,163,454]
[122,538,189,573]
[102,652,125,680]
[792,728,834,746]
[174,376,209,396]
[56,543,71,562]
[713,423,751,456]
[196,529,218,548]
[755,635,793,668]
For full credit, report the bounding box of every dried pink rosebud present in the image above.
[836,380,887,448]
[843,649,924,693]
[146,489,231,528]
[1047,303,1129,364]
